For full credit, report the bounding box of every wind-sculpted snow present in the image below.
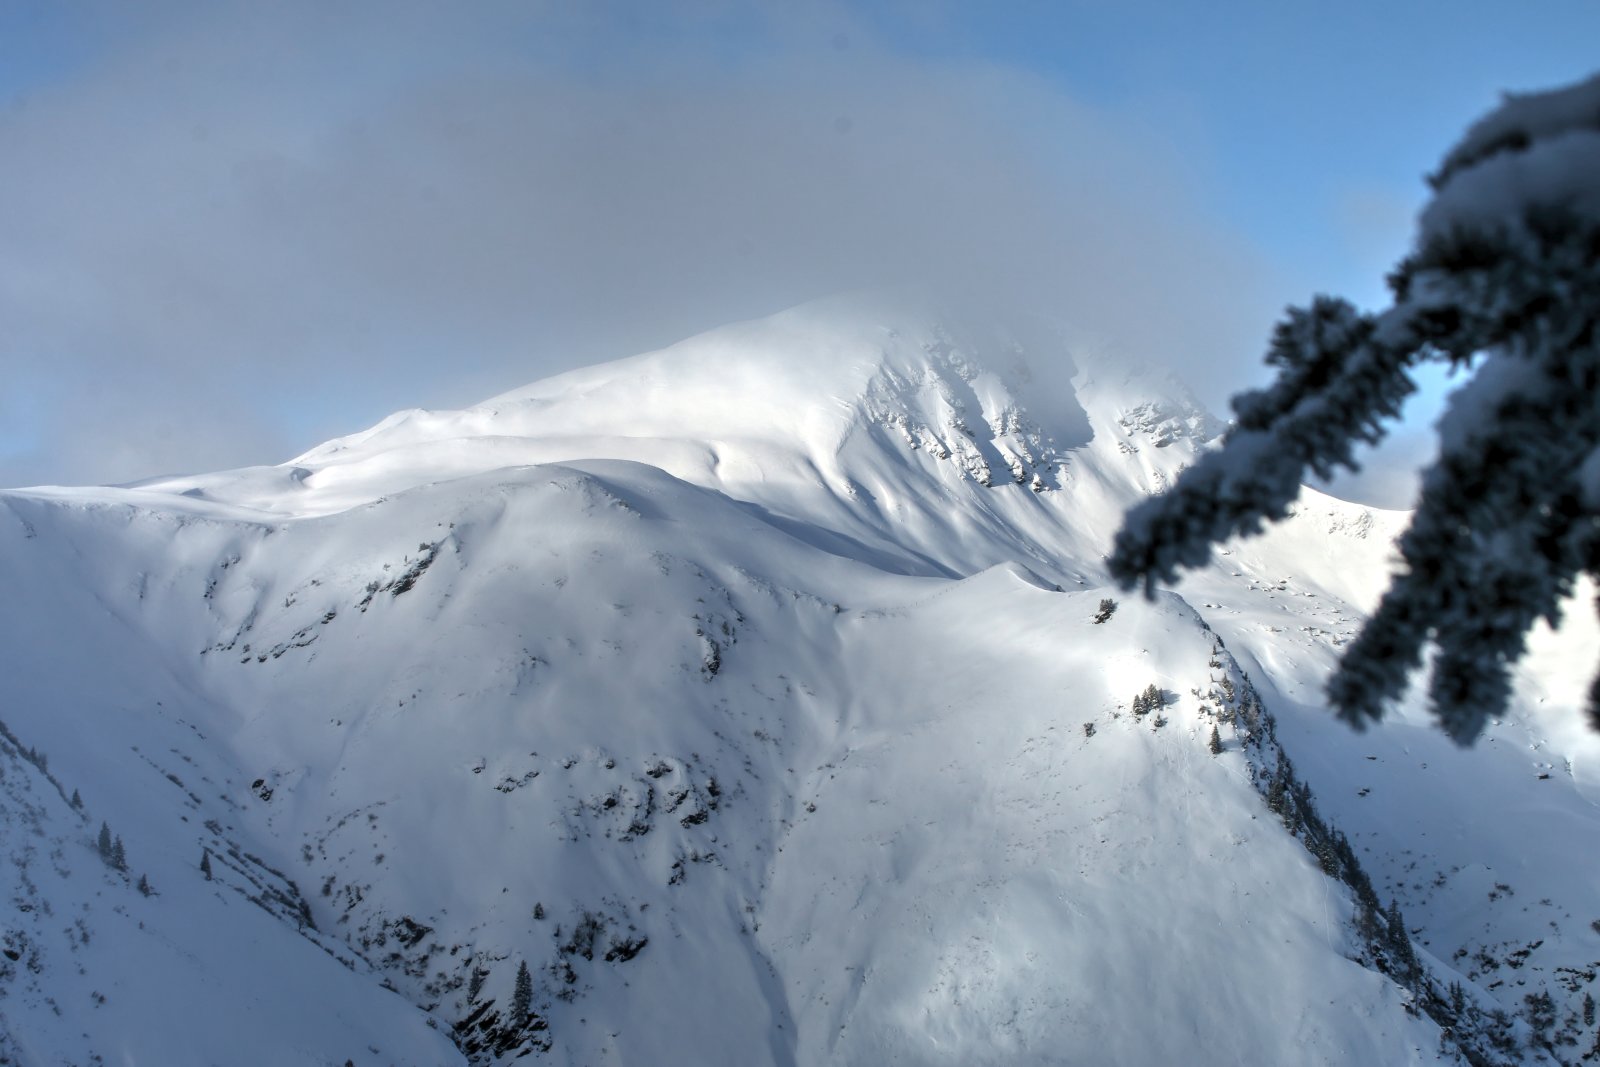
[1,296,1596,1064]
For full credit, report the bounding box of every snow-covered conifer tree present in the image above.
[511,960,533,1023]
[1110,72,1600,743]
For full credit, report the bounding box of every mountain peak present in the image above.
[112,295,1207,533]
[19,295,1235,593]
[7,293,1596,1067]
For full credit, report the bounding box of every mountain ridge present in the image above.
[2,296,1596,1065]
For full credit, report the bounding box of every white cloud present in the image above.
[0,2,1281,486]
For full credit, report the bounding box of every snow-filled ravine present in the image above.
[2,295,1597,1065]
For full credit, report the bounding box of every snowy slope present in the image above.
[2,295,1595,1064]
[1181,503,1600,1062]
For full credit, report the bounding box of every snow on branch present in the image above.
[1109,71,1600,743]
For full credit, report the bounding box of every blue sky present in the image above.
[1,1,1595,501]
[925,1,1599,305]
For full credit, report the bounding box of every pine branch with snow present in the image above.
[1110,71,1600,743]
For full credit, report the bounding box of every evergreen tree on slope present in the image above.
[1109,72,1600,744]
[511,960,533,1024]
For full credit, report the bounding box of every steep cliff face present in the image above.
[2,296,1593,1065]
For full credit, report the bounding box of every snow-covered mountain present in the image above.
[3,295,1597,1065]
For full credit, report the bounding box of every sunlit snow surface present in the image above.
[2,295,1595,1064]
